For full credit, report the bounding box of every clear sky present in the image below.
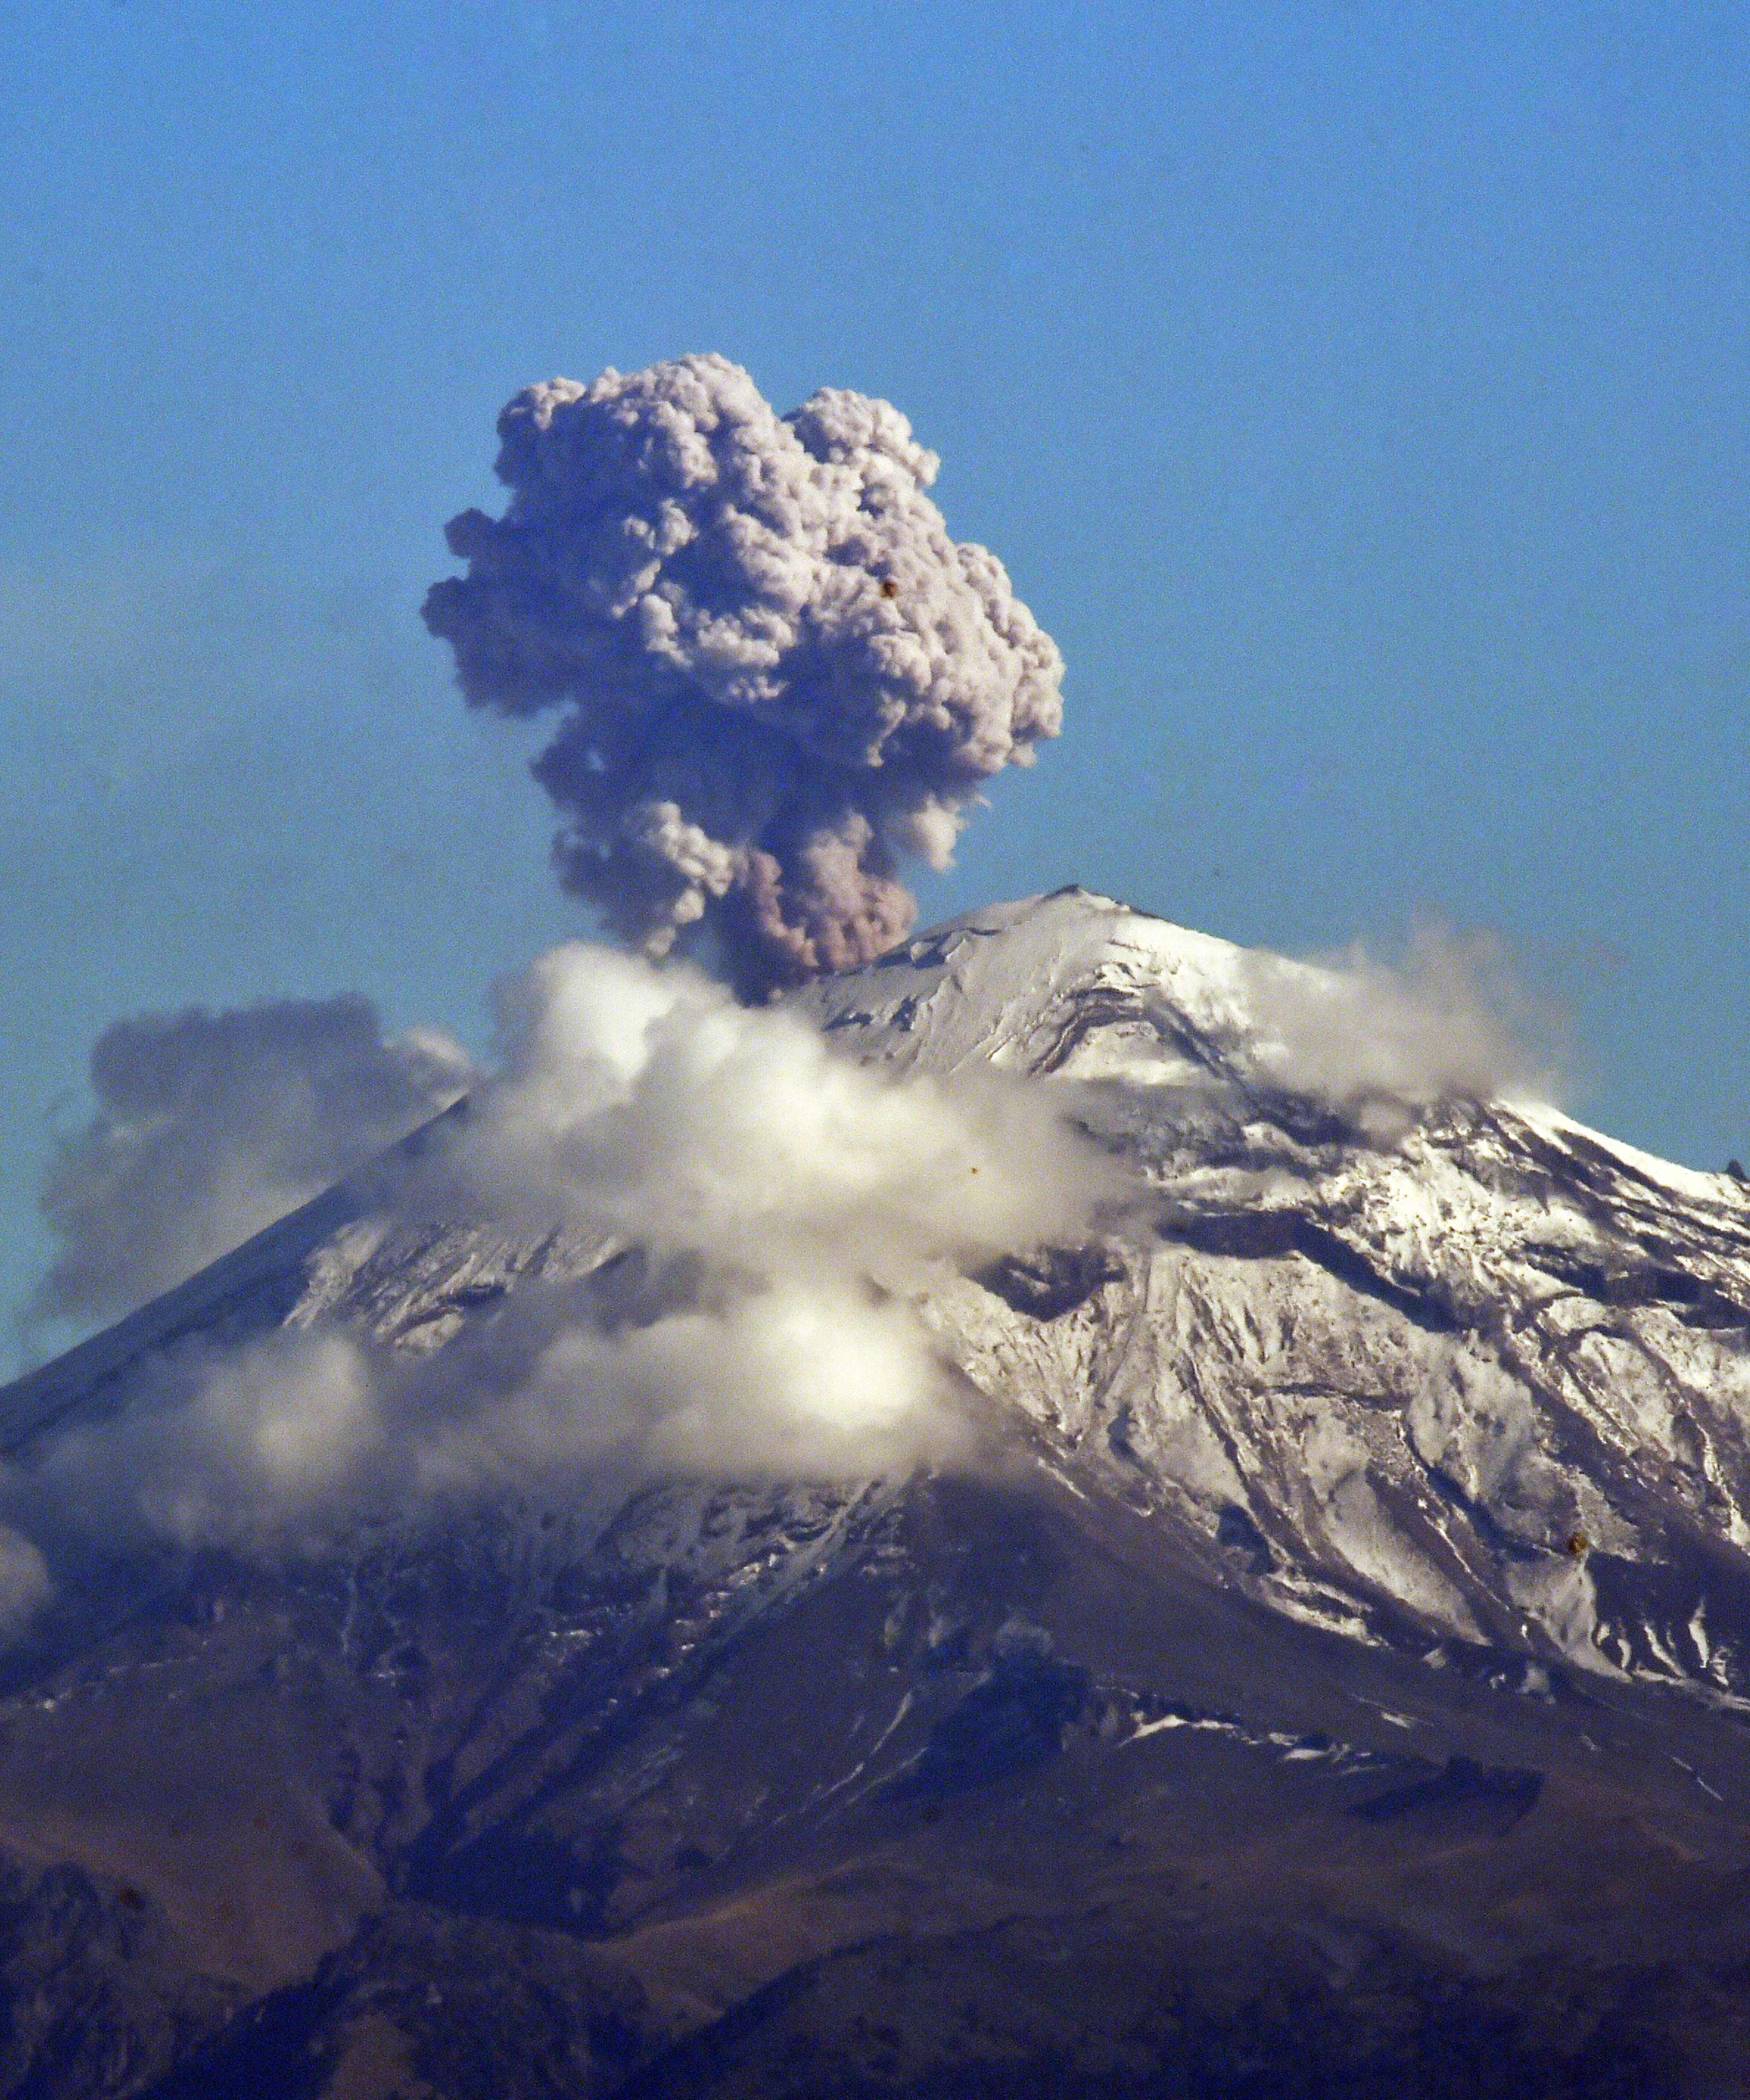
[1,0,1744,1361]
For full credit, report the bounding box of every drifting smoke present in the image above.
[32,996,471,1328]
[19,946,1121,1577]
[443,942,1110,1292]
[1240,925,1563,1130]
[423,355,1064,1000]
[0,1527,50,1635]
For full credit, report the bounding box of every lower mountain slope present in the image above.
[0,889,1747,2097]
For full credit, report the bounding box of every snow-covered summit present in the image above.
[797,892,1750,1700]
[6,888,1749,1709]
[799,883,1575,1128]
[792,887,1265,1085]
[3,890,1750,2091]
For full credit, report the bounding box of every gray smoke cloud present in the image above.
[0,1526,51,1635]
[422,354,1064,999]
[32,996,471,1329]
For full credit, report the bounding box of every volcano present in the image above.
[2,889,1749,2098]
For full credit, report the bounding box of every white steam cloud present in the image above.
[1240,925,1562,1130]
[16,948,1121,1586]
[32,996,472,1328]
[448,943,1108,1291]
[423,354,1064,999]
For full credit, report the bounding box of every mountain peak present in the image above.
[3,894,1750,2089]
[795,885,1284,1088]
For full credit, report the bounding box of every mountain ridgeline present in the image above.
[2,890,1749,2098]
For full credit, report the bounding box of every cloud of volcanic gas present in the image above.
[31,995,471,1330]
[422,355,1064,999]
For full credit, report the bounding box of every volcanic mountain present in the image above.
[2,889,1749,2098]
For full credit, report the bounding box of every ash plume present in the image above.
[423,354,1064,999]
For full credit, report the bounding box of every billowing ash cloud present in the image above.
[423,355,1064,999]
[32,997,471,1328]
[18,948,1121,1584]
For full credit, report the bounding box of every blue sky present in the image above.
[1,0,1744,1359]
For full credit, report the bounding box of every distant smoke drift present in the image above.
[1239,924,1563,1134]
[32,998,470,1329]
[423,355,1064,999]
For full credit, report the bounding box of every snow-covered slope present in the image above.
[800,889,1750,1699]
[4,889,1750,2096]
[9,887,1748,1706]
